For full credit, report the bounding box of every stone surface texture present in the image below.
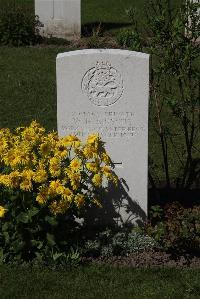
[35,0,81,39]
[189,0,200,42]
[56,49,149,225]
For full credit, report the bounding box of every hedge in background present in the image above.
[0,4,42,46]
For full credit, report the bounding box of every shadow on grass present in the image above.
[82,22,131,36]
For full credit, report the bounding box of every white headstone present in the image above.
[35,0,81,40]
[56,49,149,225]
[189,0,200,42]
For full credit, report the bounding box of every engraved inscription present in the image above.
[61,111,145,138]
[82,62,123,107]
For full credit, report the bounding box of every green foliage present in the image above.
[123,0,200,188]
[147,0,200,188]
[0,3,42,46]
[84,229,158,257]
[146,203,200,253]
[116,8,142,51]
[116,29,142,51]
[0,188,81,264]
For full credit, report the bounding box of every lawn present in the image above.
[0,265,200,299]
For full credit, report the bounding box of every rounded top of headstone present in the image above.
[56,49,149,60]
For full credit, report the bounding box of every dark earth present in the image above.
[83,251,200,268]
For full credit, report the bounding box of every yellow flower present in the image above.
[0,206,6,218]
[101,165,111,176]
[61,187,73,201]
[0,132,9,158]
[92,198,102,208]
[86,162,99,173]
[39,133,58,156]
[15,148,30,166]
[8,171,21,189]
[87,134,99,145]
[92,173,102,187]
[20,169,34,191]
[74,194,85,208]
[100,166,118,185]
[110,174,119,186]
[101,153,111,165]
[48,180,62,196]
[50,199,70,215]
[54,142,68,159]
[21,121,45,146]
[20,179,32,192]
[39,142,52,156]
[3,149,19,167]
[36,186,49,205]
[49,157,61,177]
[61,135,80,148]
[83,145,96,159]
[33,164,48,183]
[70,173,81,191]
[0,174,11,188]
[70,158,82,172]
[49,201,63,215]
[65,170,81,191]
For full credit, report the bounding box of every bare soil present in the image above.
[83,250,200,268]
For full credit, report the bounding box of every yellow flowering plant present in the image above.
[0,121,118,263]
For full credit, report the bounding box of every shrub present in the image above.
[0,5,42,46]
[146,203,200,253]
[0,121,118,263]
[123,0,200,188]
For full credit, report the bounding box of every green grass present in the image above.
[0,47,63,131]
[0,265,200,299]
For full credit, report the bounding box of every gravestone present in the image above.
[56,49,149,225]
[35,0,81,39]
[189,0,200,42]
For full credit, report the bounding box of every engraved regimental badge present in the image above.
[82,62,124,107]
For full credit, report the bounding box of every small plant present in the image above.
[117,29,142,51]
[146,203,200,253]
[87,23,105,48]
[117,8,142,52]
[0,4,42,46]
[84,228,158,257]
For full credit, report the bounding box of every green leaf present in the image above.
[28,207,40,218]
[16,212,29,223]
[52,252,63,261]
[0,249,5,265]
[46,233,56,246]
[45,216,58,227]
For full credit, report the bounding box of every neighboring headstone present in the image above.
[189,0,200,43]
[35,0,81,40]
[56,49,149,225]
